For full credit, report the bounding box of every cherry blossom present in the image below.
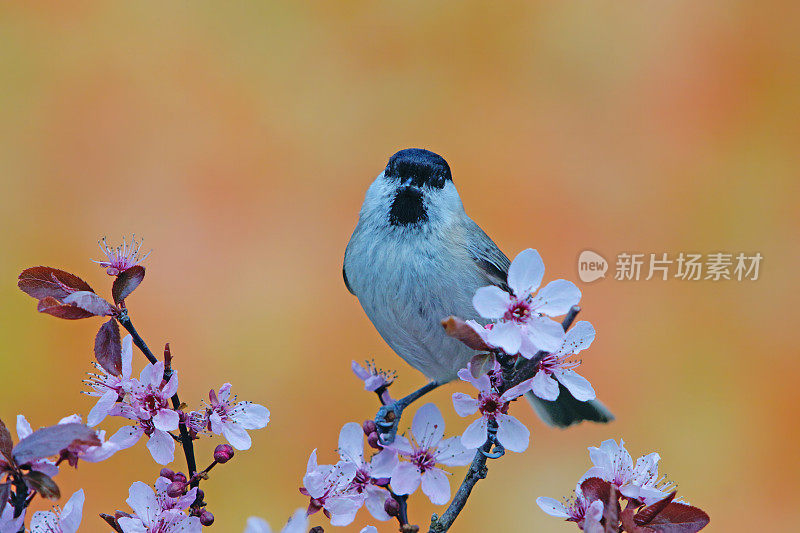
[451,362,532,453]
[29,489,84,533]
[537,483,604,531]
[518,321,597,403]
[94,235,150,276]
[85,334,135,427]
[336,422,398,521]
[197,383,271,450]
[105,361,180,465]
[117,480,201,533]
[46,415,125,466]
[582,439,673,505]
[352,360,395,390]
[470,248,580,356]
[243,510,307,533]
[300,450,363,526]
[386,404,473,505]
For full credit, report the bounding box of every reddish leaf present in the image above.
[18,266,93,300]
[12,423,100,465]
[63,291,117,316]
[37,297,95,320]
[645,503,709,532]
[23,470,60,500]
[622,509,651,533]
[0,418,13,464]
[635,492,677,526]
[0,482,10,515]
[100,513,125,533]
[95,318,122,376]
[469,353,497,378]
[581,477,615,503]
[112,265,145,304]
[441,316,492,351]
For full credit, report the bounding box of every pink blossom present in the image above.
[518,321,597,403]
[470,249,580,356]
[351,361,396,403]
[29,489,84,533]
[300,450,363,526]
[85,335,135,427]
[50,414,125,466]
[537,484,604,531]
[117,480,201,533]
[106,361,180,465]
[582,439,673,505]
[451,362,532,453]
[243,510,307,533]
[386,404,472,505]
[360,528,378,533]
[94,235,150,276]
[336,422,398,521]
[203,383,270,450]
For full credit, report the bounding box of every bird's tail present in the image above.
[526,383,614,428]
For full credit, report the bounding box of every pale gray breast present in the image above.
[344,221,495,382]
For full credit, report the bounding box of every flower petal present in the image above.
[434,436,473,466]
[244,517,272,533]
[223,422,253,450]
[146,429,175,465]
[338,422,365,465]
[281,509,309,533]
[364,486,391,521]
[525,317,565,353]
[472,286,512,319]
[507,248,545,296]
[389,462,421,495]
[558,320,595,356]
[370,448,399,478]
[495,414,531,453]
[451,393,480,417]
[59,489,85,533]
[485,322,522,356]
[421,467,451,505]
[531,279,581,316]
[87,389,118,427]
[495,414,530,453]
[411,403,445,448]
[152,408,179,432]
[126,481,158,527]
[232,402,270,430]
[554,369,596,401]
[117,517,147,533]
[531,371,560,401]
[16,414,33,439]
[460,417,489,450]
[108,425,143,450]
[535,496,570,518]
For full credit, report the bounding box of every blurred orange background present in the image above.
[0,2,797,532]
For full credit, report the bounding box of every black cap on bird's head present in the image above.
[385,148,452,189]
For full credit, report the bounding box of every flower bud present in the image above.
[384,497,401,517]
[367,432,381,449]
[194,488,205,504]
[199,510,214,526]
[166,481,186,498]
[309,527,324,533]
[159,468,175,480]
[362,419,377,435]
[172,472,187,484]
[214,444,235,464]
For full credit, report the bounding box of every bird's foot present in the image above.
[375,401,403,445]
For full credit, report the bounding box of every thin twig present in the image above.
[117,309,199,487]
[429,306,582,531]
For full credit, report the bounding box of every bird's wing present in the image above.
[343,264,355,295]
[464,219,511,291]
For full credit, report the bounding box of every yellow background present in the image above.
[0,2,797,532]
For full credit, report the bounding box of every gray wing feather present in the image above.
[464,219,511,291]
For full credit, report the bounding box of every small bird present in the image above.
[343,148,612,428]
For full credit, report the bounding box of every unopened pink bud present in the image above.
[214,444,235,464]
[159,468,175,480]
[362,419,377,435]
[200,510,214,526]
[367,432,381,449]
[166,481,186,498]
[384,497,400,517]
[172,472,187,484]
